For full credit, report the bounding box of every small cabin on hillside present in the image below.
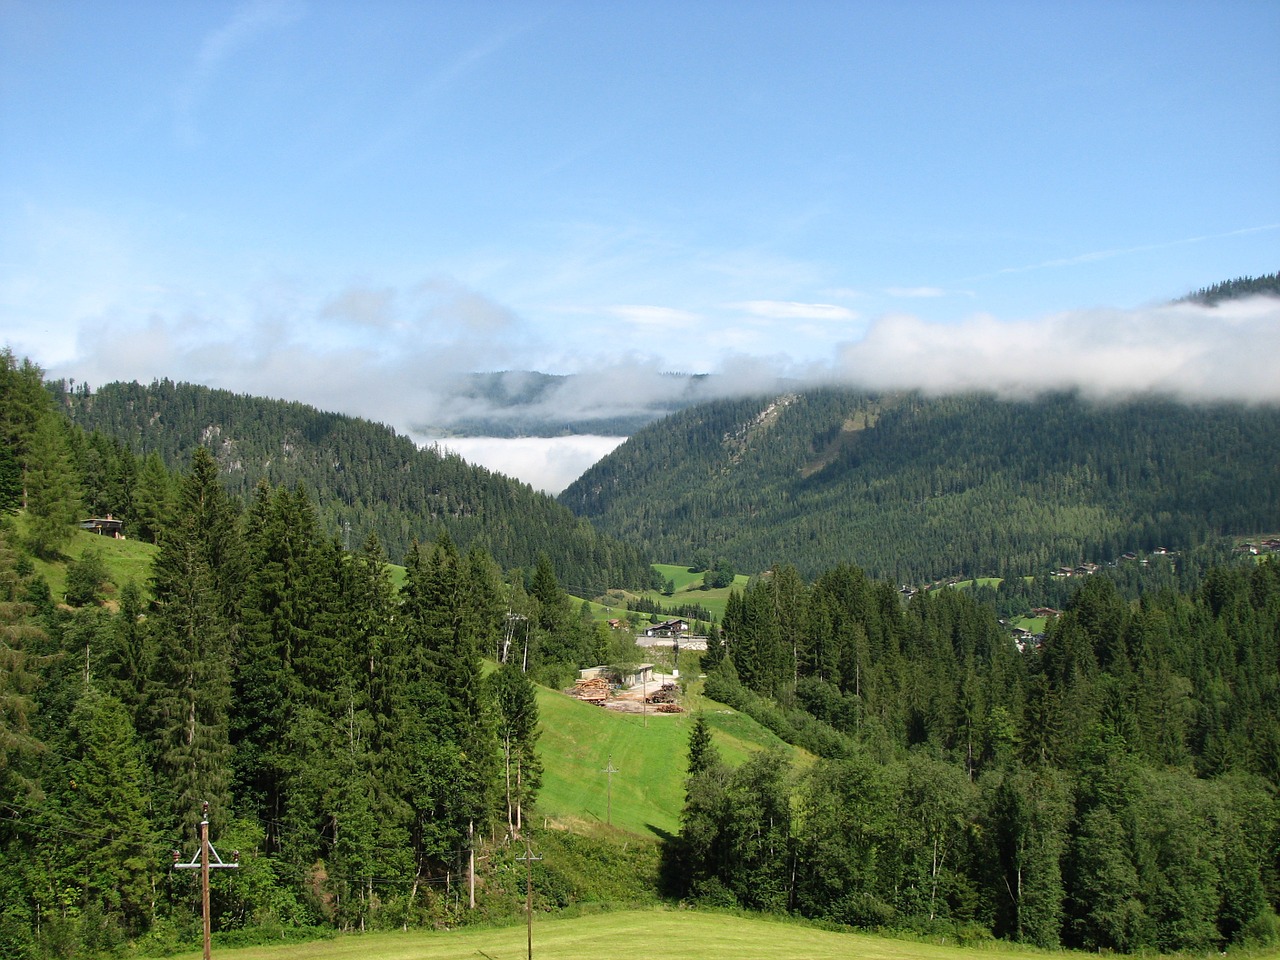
[80,516,124,538]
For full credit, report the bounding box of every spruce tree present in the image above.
[148,446,241,835]
[23,414,83,559]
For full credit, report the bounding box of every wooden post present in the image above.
[172,802,237,960]
[517,838,542,960]
[200,816,211,960]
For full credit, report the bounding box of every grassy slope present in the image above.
[16,516,159,604]
[533,679,794,838]
[172,909,1095,960]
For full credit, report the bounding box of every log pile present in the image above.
[572,677,610,703]
[646,683,678,704]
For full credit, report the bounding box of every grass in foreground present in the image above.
[170,908,1136,960]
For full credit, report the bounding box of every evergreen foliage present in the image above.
[1183,269,1280,303]
[675,553,1280,952]
[59,379,652,591]
[562,389,1280,583]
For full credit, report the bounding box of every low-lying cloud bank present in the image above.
[827,296,1280,403]
[52,294,1279,490]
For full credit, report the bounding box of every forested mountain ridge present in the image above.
[560,389,1280,583]
[58,379,652,593]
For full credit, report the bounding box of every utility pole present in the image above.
[601,755,619,826]
[173,802,238,960]
[516,838,543,960]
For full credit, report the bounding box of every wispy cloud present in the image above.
[829,296,1280,403]
[884,286,948,299]
[174,0,305,146]
[731,300,858,321]
[608,304,702,330]
[966,224,1280,282]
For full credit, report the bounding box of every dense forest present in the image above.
[2,348,623,955]
[561,389,1280,583]
[55,378,652,595]
[673,556,1280,952]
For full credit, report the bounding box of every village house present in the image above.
[643,618,690,638]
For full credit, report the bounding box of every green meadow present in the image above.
[21,519,159,604]
[165,907,1175,960]
[532,679,794,838]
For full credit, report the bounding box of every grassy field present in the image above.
[640,563,751,621]
[533,680,794,838]
[18,518,159,604]
[168,908,1122,960]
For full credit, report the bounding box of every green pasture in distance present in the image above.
[170,908,1075,960]
[642,562,751,621]
[532,680,793,838]
[16,517,158,604]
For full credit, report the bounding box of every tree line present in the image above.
[673,557,1280,952]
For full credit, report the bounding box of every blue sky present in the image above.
[2,1,1278,489]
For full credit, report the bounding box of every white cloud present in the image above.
[321,285,397,328]
[732,300,858,321]
[608,304,702,329]
[830,296,1280,403]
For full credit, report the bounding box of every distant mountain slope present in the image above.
[559,389,1280,583]
[61,379,652,592]
[413,370,713,437]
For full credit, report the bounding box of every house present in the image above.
[80,515,124,538]
[643,619,690,638]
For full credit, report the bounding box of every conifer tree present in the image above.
[49,685,158,937]
[148,446,241,834]
[235,482,325,835]
[23,414,83,559]
[132,451,177,544]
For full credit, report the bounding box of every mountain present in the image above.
[58,378,652,593]
[559,389,1280,583]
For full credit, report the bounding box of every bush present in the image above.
[1238,909,1280,948]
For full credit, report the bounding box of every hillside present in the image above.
[57,379,652,592]
[534,679,794,837]
[560,389,1280,583]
